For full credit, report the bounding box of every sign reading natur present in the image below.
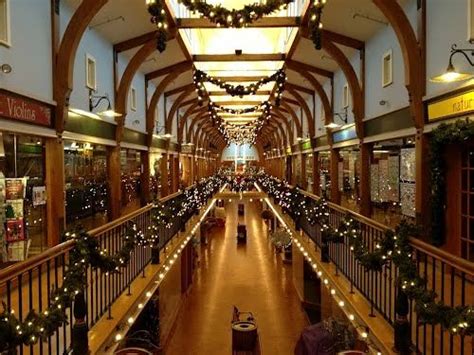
[0,90,52,126]
[428,90,474,122]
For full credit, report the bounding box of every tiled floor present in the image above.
[165,199,309,355]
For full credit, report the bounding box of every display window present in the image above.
[64,140,108,230]
[149,151,162,200]
[0,132,47,264]
[339,148,361,212]
[318,151,331,199]
[121,148,142,213]
[369,137,416,228]
[305,153,313,192]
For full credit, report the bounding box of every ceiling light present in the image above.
[1,64,12,74]
[325,122,341,129]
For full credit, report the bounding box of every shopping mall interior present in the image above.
[0,0,474,354]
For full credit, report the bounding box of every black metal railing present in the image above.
[0,189,194,355]
[263,182,474,355]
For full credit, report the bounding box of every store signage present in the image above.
[333,125,357,143]
[286,146,292,155]
[181,144,193,154]
[0,91,52,126]
[301,140,312,151]
[428,90,474,122]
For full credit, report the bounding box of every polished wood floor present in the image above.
[165,200,309,355]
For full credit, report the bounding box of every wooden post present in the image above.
[330,148,341,204]
[415,131,430,230]
[107,146,122,220]
[313,152,320,195]
[140,150,150,206]
[190,155,195,182]
[173,155,180,191]
[45,137,65,246]
[160,153,169,197]
[359,143,372,217]
[301,153,307,189]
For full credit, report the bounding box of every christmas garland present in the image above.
[429,119,474,246]
[256,173,474,336]
[0,174,226,351]
[178,0,294,28]
[147,2,169,52]
[193,69,286,102]
[0,223,145,351]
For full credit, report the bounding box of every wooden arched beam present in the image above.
[165,86,195,132]
[270,110,294,146]
[264,120,287,148]
[177,101,201,143]
[146,63,192,138]
[372,0,423,128]
[279,101,303,137]
[286,88,315,137]
[187,111,210,142]
[261,124,283,148]
[287,66,332,125]
[115,39,157,142]
[54,0,108,133]
[273,107,298,141]
[322,39,364,137]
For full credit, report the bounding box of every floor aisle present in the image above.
[165,199,308,355]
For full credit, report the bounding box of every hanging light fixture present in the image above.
[431,44,474,83]
[88,89,122,117]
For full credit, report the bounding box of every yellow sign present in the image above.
[428,90,474,121]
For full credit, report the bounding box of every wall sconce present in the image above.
[1,64,12,74]
[89,89,122,117]
[155,125,173,139]
[325,107,348,129]
[431,44,474,83]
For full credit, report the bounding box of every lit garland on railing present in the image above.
[0,175,226,352]
[0,223,145,351]
[256,172,474,337]
[193,69,286,103]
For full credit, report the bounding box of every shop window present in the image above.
[318,151,331,199]
[382,49,393,87]
[0,133,47,265]
[121,148,142,213]
[370,137,415,228]
[342,84,349,108]
[86,54,97,90]
[130,86,137,111]
[64,141,108,230]
[339,148,360,212]
[150,152,162,200]
[0,0,10,46]
[460,146,474,261]
[305,153,313,191]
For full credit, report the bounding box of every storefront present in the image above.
[0,89,54,264]
[64,140,108,230]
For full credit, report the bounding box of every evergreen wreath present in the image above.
[429,119,474,246]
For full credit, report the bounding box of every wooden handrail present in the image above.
[274,182,474,277]
[0,191,184,284]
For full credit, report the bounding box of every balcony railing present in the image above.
[263,183,474,355]
[0,190,191,355]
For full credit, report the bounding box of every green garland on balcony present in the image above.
[430,119,474,246]
[256,173,474,336]
[0,224,145,352]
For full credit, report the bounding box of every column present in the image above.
[190,156,195,183]
[160,152,169,197]
[45,137,65,246]
[330,148,341,204]
[359,143,372,217]
[107,145,122,220]
[172,155,180,192]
